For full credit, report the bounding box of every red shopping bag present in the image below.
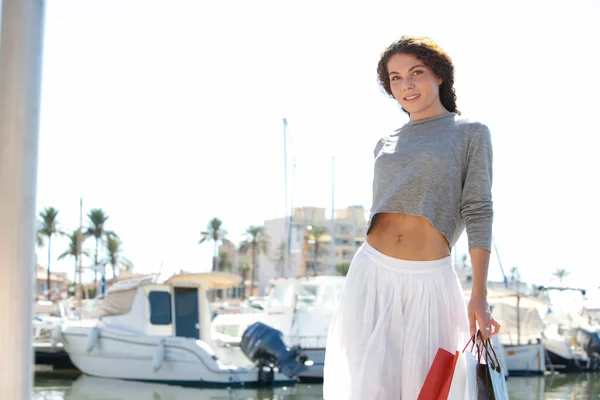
[417,348,460,400]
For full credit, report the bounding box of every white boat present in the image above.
[539,287,600,372]
[33,300,76,370]
[541,323,594,372]
[489,298,547,375]
[52,272,309,387]
[211,275,345,380]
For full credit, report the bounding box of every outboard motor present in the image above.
[240,322,311,382]
[577,327,600,357]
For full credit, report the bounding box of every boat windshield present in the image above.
[295,284,318,309]
[267,283,295,309]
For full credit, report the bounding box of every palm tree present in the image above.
[58,231,91,298]
[199,218,227,271]
[38,207,61,300]
[105,235,133,278]
[35,230,44,248]
[310,226,327,275]
[85,209,114,291]
[240,225,270,297]
[239,259,252,298]
[553,268,570,283]
[218,251,232,272]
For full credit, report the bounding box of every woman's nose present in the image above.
[402,78,415,91]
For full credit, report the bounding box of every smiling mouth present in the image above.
[403,94,421,101]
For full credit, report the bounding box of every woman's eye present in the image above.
[391,76,401,81]
[412,70,423,76]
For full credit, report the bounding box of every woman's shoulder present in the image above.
[372,128,401,156]
[452,115,491,135]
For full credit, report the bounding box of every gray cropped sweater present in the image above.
[368,112,494,251]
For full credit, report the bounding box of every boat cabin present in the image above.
[94,272,242,343]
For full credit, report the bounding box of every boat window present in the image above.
[295,284,318,310]
[149,291,172,325]
[268,283,295,309]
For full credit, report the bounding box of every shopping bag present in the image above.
[464,350,478,399]
[476,338,509,400]
[417,347,460,400]
[463,331,509,400]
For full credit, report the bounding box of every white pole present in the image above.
[0,0,46,398]
[283,118,289,277]
[328,156,336,275]
[77,198,83,315]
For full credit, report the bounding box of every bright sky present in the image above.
[35,0,600,289]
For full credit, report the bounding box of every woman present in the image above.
[323,36,500,399]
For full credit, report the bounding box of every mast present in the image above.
[494,238,520,345]
[77,198,83,315]
[287,159,295,276]
[493,237,509,289]
[328,156,336,275]
[283,118,288,278]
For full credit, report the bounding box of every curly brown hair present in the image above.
[376,36,461,116]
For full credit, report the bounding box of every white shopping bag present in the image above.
[447,350,476,400]
[464,351,478,400]
[485,357,509,400]
[459,332,509,400]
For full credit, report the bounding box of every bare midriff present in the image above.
[366,212,451,261]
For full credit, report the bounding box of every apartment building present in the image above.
[254,205,368,295]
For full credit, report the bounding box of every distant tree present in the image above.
[553,268,570,283]
[239,225,270,297]
[336,262,351,276]
[85,209,115,291]
[104,235,133,278]
[218,251,232,272]
[310,226,327,275]
[239,259,252,297]
[35,230,44,248]
[38,207,62,300]
[199,218,227,271]
[58,230,91,294]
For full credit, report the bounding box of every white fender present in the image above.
[152,340,165,372]
[50,324,62,347]
[86,326,100,353]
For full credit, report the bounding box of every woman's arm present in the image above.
[460,123,499,339]
[468,248,500,339]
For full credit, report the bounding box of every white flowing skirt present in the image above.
[323,241,470,400]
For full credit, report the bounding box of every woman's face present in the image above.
[387,53,445,120]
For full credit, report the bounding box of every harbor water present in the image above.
[33,373,600,399]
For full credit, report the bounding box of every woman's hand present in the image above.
[468,294,501,340]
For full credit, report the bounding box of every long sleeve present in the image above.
[460,123,494,251]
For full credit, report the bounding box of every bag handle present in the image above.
[462,331,484,363]
[481,337,502,374]
[462,330,500,371]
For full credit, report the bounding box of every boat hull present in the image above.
[34,342,76,370]
[61,324,296,387]
[503,342,546,376]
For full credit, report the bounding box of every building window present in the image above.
[149,291,172,325]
